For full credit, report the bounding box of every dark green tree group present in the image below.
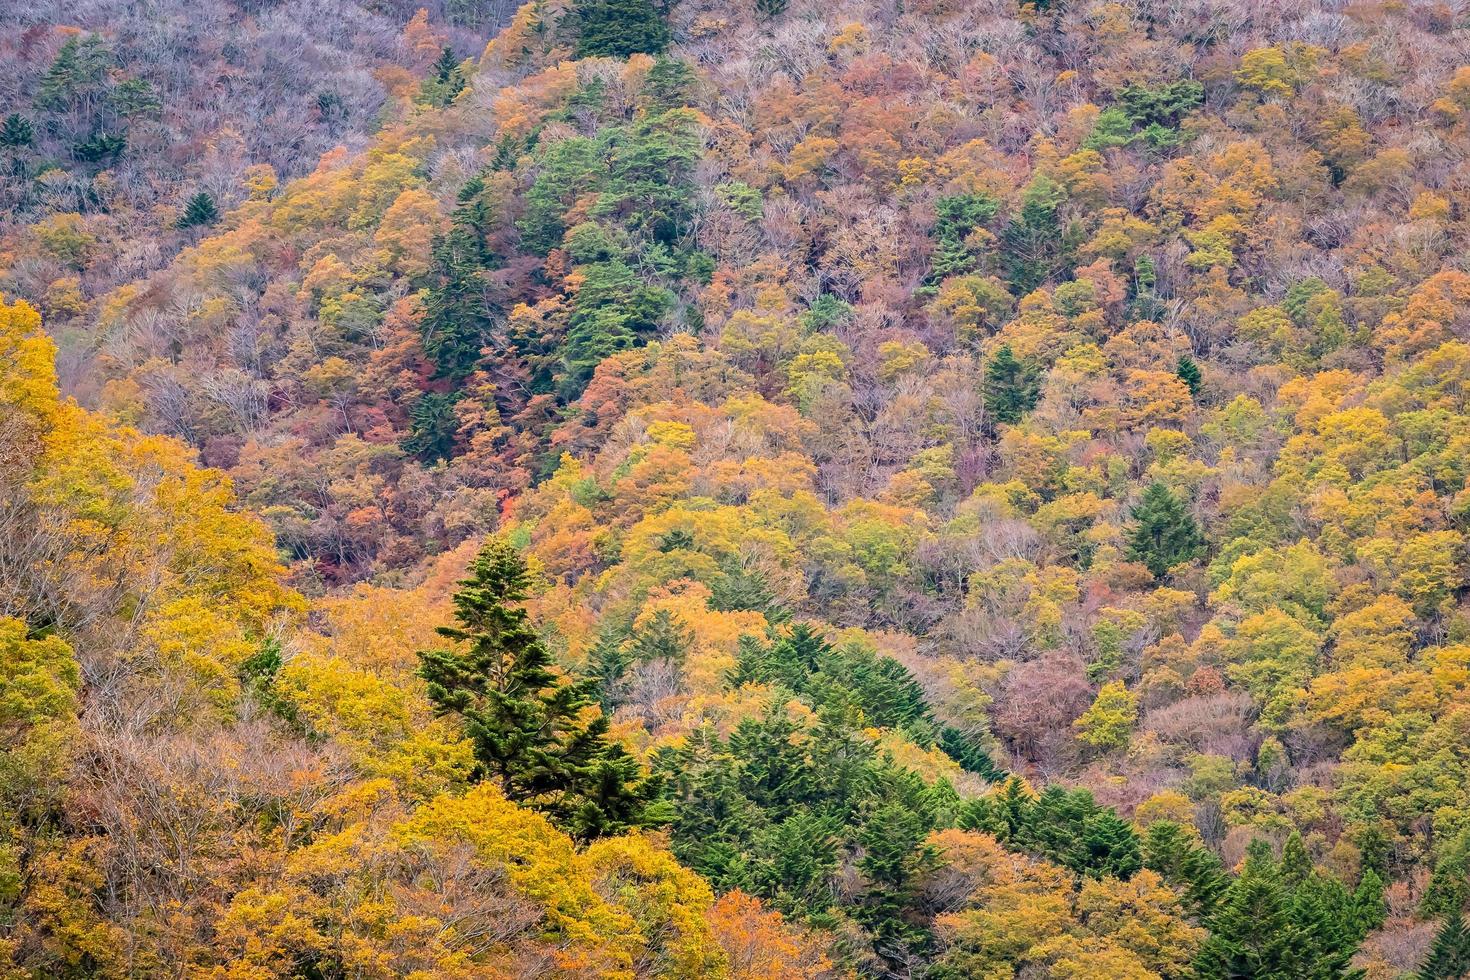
[961,777,1143,880]
[573,0,670,59]
[1195,835,1384,980]
[1422,916,1470,980]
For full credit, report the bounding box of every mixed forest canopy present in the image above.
[5,0,1470,976]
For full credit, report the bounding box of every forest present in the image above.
[4,0,1470,976]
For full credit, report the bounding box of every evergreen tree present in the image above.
[574,0,670,59]
[640,57,697,112]
[1125,482,1205,579]
[587,623,632,712]
[177,191,220,229]
[937,726,1006,781]
[401,390,462,462]
[73,131,126,163]
[1143,820,1230,917]
[963,781,1141,880]
[1351,869,1387,942]
[755,0,789,18]
[626,608,693,664]
[420,47,466,107]
[1177,353,1203,396]
[1421,916,1470,980]
[1422,832,1470,920]
[710,557,783,617]
[983,344,1042,426]
[859,800,937,968]
[417,540,663,839]
[37,34,112,113]
[1195,840,1299,979]
[422,177,500,379]
[1001,174,1068,294]
[0,114,34,150]
[1197,839,1366,980]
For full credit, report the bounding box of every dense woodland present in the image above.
[6,0,1470,975]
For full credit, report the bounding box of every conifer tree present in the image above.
[418,539,663,839]
[422,176,499,379]
[574,0,670,59]
[1177,353,1204,395]
[1143,820,1230,916]
[983,344,1041,426]
[1422,832,1470,920]
[419,47,466,107]
[177,191,219,229]
[1421,916,1470,980]
[0,114,34,150]
[1126,482,1205,579]
[1195,840,1299,978]
[626,609,694,665]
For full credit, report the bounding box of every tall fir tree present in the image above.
[421,176,500,380]
[0,114,34,150]
[1421,916,1470,980]
[417,539,663,839]
[1177,353,1204,396]
[1195,840,1300,979]
[1422,832,1470,919]
[1125,482,1205,579]
[983,344,1041,426]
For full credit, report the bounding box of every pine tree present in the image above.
[418,539,663,839]
[177,191,219,229]
[858,800,936,968]
[574,0,670,59]
[587,624,632,712]
[1177,353,1203,396]
[1421,916,1470,980]
[1197,839,1365,980]
[1125,482,1205,579]
[983,344,1041,426]
[1001,174,1067,294]
[1351,869,1387,942]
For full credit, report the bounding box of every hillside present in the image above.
[4,0,1470,976]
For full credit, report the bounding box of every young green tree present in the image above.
[1195,840,1298,978]
[1126,483,1205,579]
[418,539,663,839]
[1177,353,1204,396]
[1196,839,1365,980]
[177,191,220,229]
[422,177,500,380]
[1422,831,1470,920]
